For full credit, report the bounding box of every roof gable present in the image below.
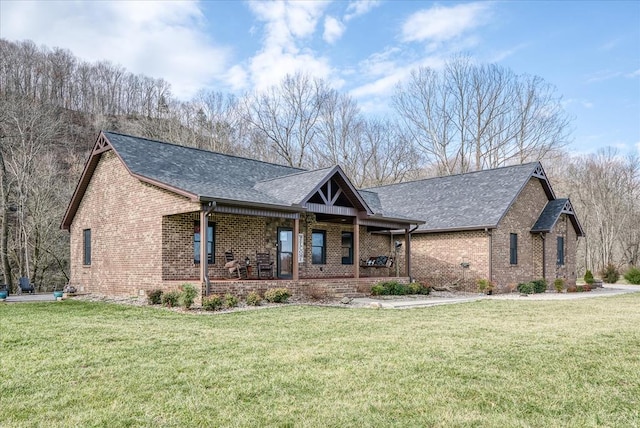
[366,162,554,233]
[532,198,585,237]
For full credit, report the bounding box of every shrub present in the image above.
[370,280,420,296]
[576,285,584,292]
[264,288,291,303]
[307,285,328,301]
[600,263,620,284]
[584,270,595,285]
[179,283,198,309]
[476,278,491,293]
[553,278,565,293]
[202,294,223,311]
[567,285,578,293]
[224,294,239,308]
[517,282,534,294]
[531,279,547,294]
[624,267,640,285]
[161,290,181,308]
[371,284,385,296]
[147,289,163,305]
[583,284,591,292]
[407,282,431,295]
[246,291,262,306]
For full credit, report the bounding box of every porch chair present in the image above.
[224,250,247,279]
[256,252,274,279]
[18,276,35,294]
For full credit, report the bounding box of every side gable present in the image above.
[532,198,585,237]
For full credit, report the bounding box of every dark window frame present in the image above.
[341,231,354,265]
[194,221,215,264]
[311,229,326,265]
[509,233,518,265]
[557,236,565,266]
[83,229,91,266]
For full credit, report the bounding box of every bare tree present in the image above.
[242,72,329,168]
[393,56,572,174]
[563,148,640,273]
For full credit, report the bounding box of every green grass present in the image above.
[1,296,639,427]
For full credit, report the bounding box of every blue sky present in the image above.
[1,0,638,155]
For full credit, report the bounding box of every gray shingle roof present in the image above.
[531,199,568,232]
[253,166,336,205]
[365,163,547,232]
[105,131,305,206]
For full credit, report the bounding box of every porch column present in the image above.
[353,216,360,279]
[293,217,299,281]
[405,227,411,279]
[199,208,208,289]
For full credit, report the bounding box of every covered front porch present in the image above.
[161,166,420,297]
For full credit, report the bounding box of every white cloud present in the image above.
[0,0,231,100]
[323,16,345,44]
[627,69,640,78]
[401,2,491,43]
[243,1,336,91]
[344,0,381,21]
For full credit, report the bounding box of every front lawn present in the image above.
[1,295,639,427]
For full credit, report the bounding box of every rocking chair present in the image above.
[224,250,247,279]
[19,277,35,294]
[256,252,274,279]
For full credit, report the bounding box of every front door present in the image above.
[277,227,293,278]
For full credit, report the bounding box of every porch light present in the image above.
[245,257,250,266]
[394,241,402,249]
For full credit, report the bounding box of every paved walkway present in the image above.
[352,284,640,309]
[1,293,57,303]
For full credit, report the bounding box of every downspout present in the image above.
[201,201,216,296]
[485,228,492,283]
[407,224,419,282]
[540,232,546,282]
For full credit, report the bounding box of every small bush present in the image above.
[624,267,640,285]
[584,270,595,285]
[307,285,328,301]
[553,278,565,293]
[600,263,620,284]
[224,294,239,308]
[246,291,262,306]
[567,285,578,293]
[202,294,223,311]
[147,289,163,305]
[371,284,385,296]
[180,283,198,309]
[476,278,491,293]
[407,282,431,295]
[264,288,291,303]
[517,282,534,294]
[583,284,591,292]
[531,279,547,294]
[161,290,181,308]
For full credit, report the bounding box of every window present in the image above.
[312,230,326,264]
[341,232,353,264]
[194,221,215,264]
[509,233,518,265]
[83,229,91,265]
[557,236,565,265]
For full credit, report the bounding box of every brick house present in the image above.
[62,132,422,300]
[62,132,583,299]
[366,163,585,290]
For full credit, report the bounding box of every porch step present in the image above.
[344,292,367,298]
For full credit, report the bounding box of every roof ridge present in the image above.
[102,130,307,172]
[255,165,336,184]
[365,162,540,190]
